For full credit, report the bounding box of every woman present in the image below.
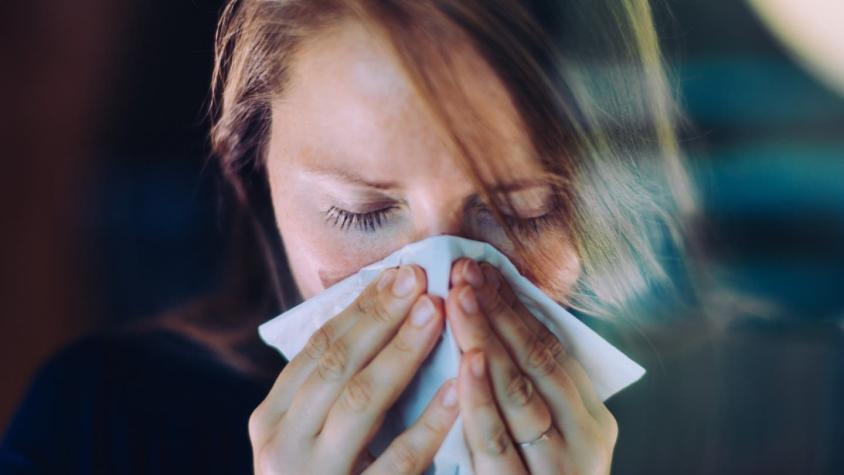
[212,0,699,473]
[1,0,705,473]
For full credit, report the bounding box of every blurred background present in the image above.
[1,0,842,472]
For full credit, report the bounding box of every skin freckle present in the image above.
[266,20,579,300]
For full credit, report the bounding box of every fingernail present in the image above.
[463,260,484,289]
[392,266,417,297]
[410,296,435,327]
[471,352,485,378]
[480,263,500,290]
[459,286,478,314]
[441,379,458,407]
[376,268,397,292]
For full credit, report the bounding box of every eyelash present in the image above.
[323,206,399,233]
[322,205,558,235]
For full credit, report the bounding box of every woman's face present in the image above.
[266,20,580,300]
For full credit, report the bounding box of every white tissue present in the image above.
[258,235,645,474]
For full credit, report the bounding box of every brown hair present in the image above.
[199,0,706,372]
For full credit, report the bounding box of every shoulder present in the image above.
[1,329,276,475]
[12,329,272,419]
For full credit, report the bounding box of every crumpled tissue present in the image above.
[258,235,646,474]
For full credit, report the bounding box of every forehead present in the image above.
[270,19,544,184]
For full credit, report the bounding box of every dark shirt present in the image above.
[1,321,841,474]
[0,330,275,475]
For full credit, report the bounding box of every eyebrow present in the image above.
[303,165,555,193]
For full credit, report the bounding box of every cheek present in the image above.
[275,211,385,299]
[510,229,581,303]
[281,230,352,299]
[274,204,406,299]
[269,171,408,299]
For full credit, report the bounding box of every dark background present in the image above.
[1,0,842,470]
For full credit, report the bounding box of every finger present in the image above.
[450,258,527,319]
[286,264,428,437]
[451,261,571,472]
[363,379,460,475]
[472,283,591,438]
[320,294,446,459]
[459,351,528,475]
[479,261,606,421]
[445,279,553,445]
[251,270,377,440]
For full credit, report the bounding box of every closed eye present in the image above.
[323,203,560,235]
[322,205,399,233]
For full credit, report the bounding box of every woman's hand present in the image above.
[447,258,619,475]
[249,265,460,475]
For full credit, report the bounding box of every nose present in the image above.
[408,196,472,242]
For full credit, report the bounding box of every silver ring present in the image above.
[516,422,554,448]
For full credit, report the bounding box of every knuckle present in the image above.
[248,405,266,440]
[420,411,449,436]
[340,374,373,413]
[469,387,496,408]
[482,423,511,456]
[524,335,557,375]
[592,429,616,473]
[390,326,416,353]
[604,409,619,443]
[484,291,511,317]
[467,324,495,347]
[255,442,283,475]
[470,325,493,348]
[304,326,332,360]
[524,334,544,362]
[317,339,348,381]
[387,439,420,474]
[479,262,500,289]
[368,296,395,325]
[353,295,374,319]
[504,372,535,407]
[495,278,518,306]
[539,329,567,361]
